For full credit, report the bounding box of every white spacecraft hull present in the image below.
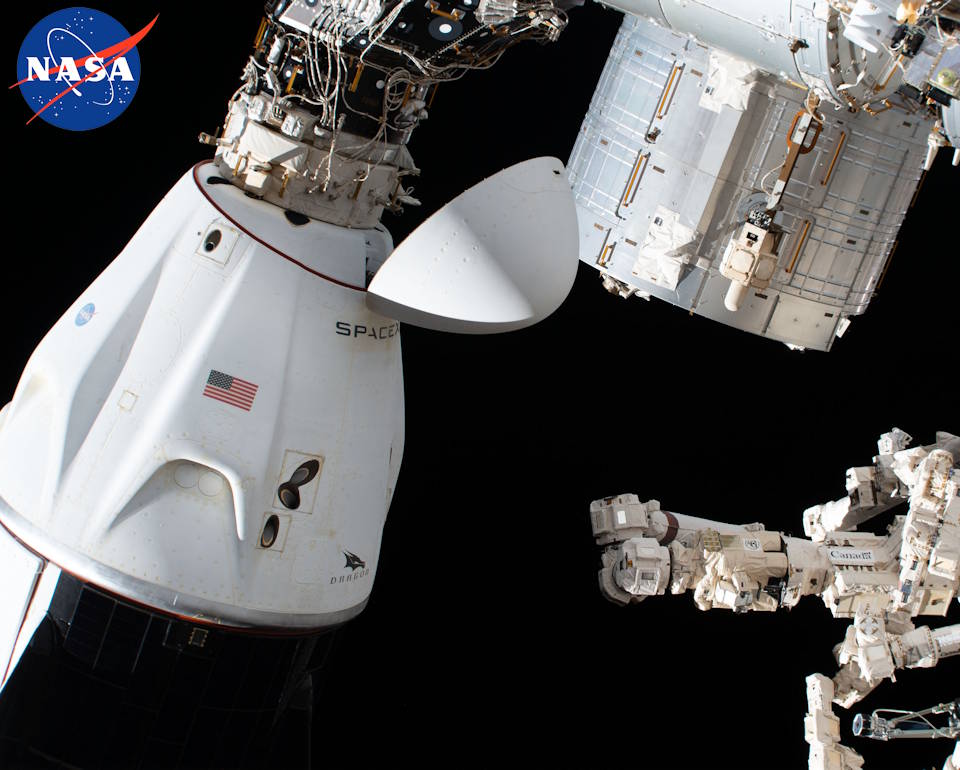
[0,163,405,660]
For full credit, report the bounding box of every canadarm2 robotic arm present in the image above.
[589,429,960,769]
[590,494,827,613]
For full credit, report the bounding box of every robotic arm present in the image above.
[803,428,914,541]
[590,494,832,613]
[589,494,787,609]
[590,429,960,769]
[831,612,960,707]
[806,684,960,770]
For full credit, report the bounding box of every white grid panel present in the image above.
[567,13,930,349]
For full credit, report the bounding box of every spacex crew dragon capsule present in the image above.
[0,1,579,763]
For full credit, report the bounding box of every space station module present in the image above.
[569,0,960,350]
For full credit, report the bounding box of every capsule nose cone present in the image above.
[366,157,579,334]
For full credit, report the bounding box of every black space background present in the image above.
[5,3,958,768]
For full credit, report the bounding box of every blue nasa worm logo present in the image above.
[14,7,158,131]
[75,302,95,326]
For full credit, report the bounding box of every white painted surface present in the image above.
[0,164,404,629]
[2,561,60,694]
[367,157,579,333]
[0,526,41,692]
[568,13,929,350]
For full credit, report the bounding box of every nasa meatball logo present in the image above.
[14,8,157,130]
[74,302,96,326]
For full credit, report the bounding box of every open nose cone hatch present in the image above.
[366,157,580,334]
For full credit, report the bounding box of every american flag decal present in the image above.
[202,370,259,411]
